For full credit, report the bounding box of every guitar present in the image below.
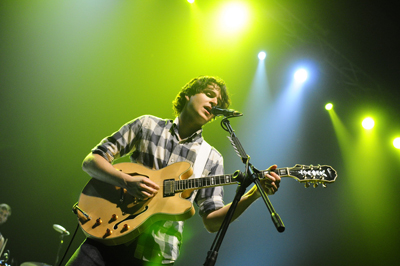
[74,161,337,246]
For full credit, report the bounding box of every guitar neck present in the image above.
[174,173,239,192]
[173,168,292,193]
[165,163,336,196]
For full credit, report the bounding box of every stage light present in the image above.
[393,137,400,149]
[187,0,195,3]
[294,68,308,83]
[325,103,333,110]
[362,117,375,130]
[258,51,266,60]
[219,2,249,32]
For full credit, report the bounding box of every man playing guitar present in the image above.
[66,76,281,266]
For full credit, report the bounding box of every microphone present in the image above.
[211,106,243,117]
[53,224,70,235]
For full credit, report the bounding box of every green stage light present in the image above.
[362,117,375,130]
[393,137,400,149]
[325,103,333,110]
[187,0,195,3]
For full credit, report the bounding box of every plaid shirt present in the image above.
[92,115,225,264]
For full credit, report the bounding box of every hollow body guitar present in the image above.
[74,161,337,246]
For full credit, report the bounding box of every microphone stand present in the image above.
[54,232,67,266]
[203,116,284,266]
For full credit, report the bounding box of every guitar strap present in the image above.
[187,140,212,202]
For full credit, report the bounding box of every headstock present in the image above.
[285,164,337,188]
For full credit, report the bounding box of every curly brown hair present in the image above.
[172,76,231,116]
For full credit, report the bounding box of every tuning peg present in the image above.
[322,183,327,188]
[313,183,318,188]
[304,182,310,188]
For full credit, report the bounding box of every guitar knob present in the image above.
[105,228,112,236]
[92,218,103,229]
[304,182,310,188]
[322,183,327,188]
[121,224,130,232]
[313,183,319,188]
[112,214,118,220]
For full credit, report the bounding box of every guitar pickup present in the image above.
[163,179,175,197]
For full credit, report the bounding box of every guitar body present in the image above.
[77,161,195,246]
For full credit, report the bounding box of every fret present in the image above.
[196,178,201,188]
[261,168,288,178]
[278,168,288,176]
[175,180,180,191]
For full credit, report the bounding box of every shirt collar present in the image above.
[172,117,203,143]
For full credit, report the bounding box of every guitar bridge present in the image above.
[163,179,175,197]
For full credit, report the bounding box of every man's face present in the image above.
[0,208,9,225]
[185,83,222,126]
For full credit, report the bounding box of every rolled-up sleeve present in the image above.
[195,153,225,217]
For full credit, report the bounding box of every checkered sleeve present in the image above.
[195,149,225,217]
[91,115,146,162]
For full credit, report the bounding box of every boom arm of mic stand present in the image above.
[252,172,285,232]
[223,116,285,232]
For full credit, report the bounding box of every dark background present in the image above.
[1,1,399,265]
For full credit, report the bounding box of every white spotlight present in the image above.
[393,137,400,149]
[258,51,266,60]
[294,68,308,83]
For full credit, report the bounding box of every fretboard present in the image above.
[173,167,293,193]
[174,174,238,192]
[162,167,299,197]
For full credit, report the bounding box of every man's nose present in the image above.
[210,98,218,107]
